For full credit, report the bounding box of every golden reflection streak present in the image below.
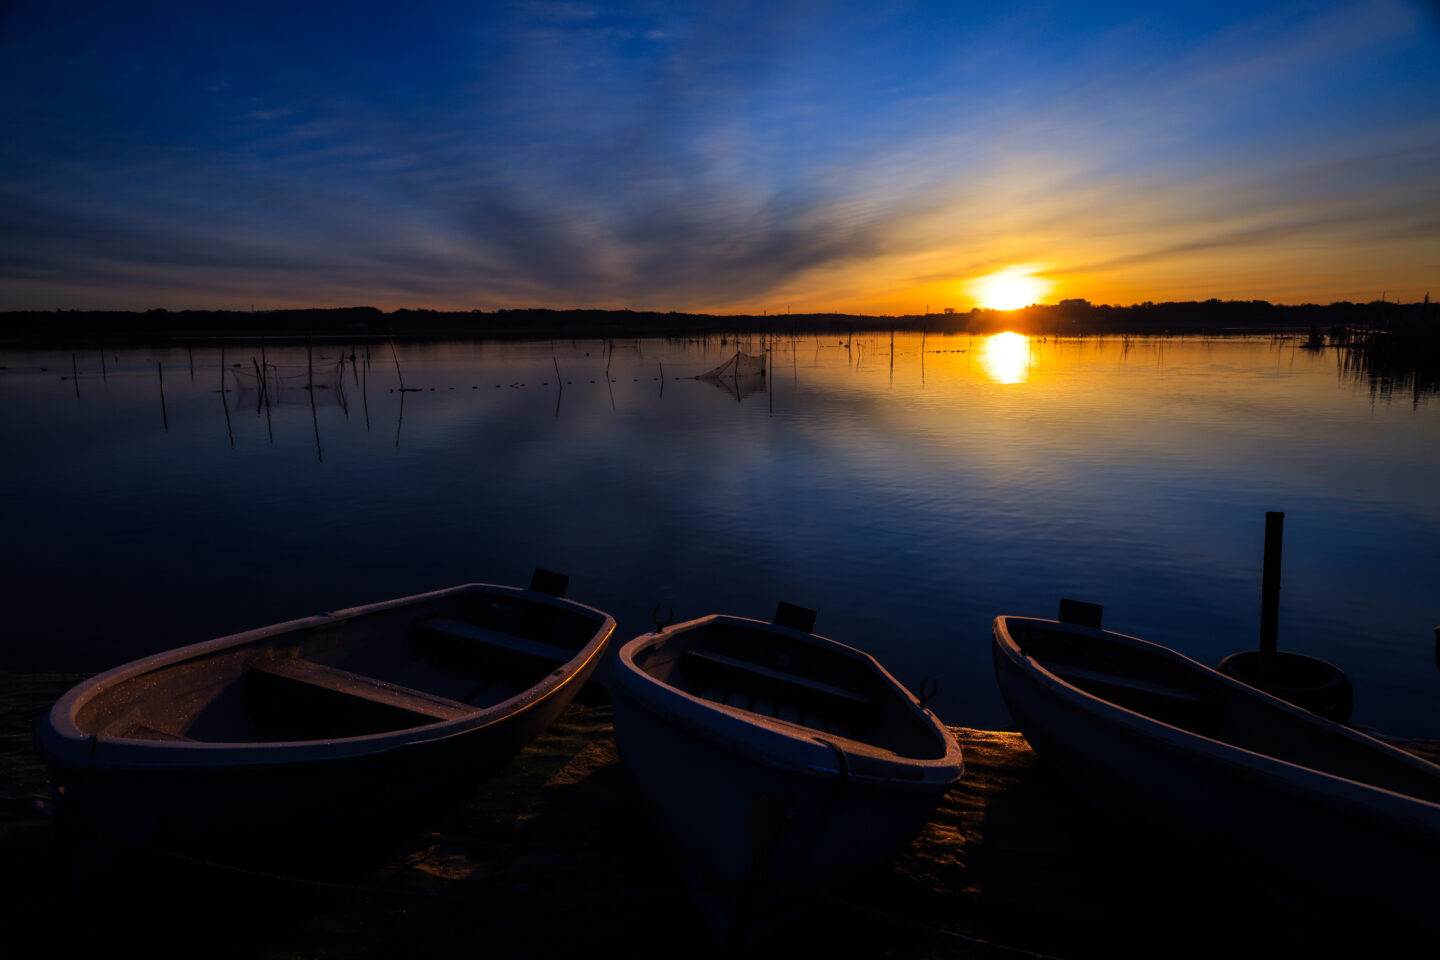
[979,331,1031,384]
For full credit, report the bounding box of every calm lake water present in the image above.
[3,332,1437,736]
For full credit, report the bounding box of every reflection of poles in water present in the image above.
[99,349,107,385]
[658,361,664,399]
[308,343,322,462]
[389,341,405,391]
[71,353,79,398]
[604,341,616,409]
[361,360,370,432]
[553,356,564,419]
[890,328,895,387]
[768,334,773,417]
[394,388,405,448]
[219,360,234,450]
[334,357,349,419]
[157,361,168,432]
[253,357,273,444]
[252,358,266,414]
[389,340,406,446]
[188,345,194,381]
[921,327,927,385]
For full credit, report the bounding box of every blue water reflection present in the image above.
[2,334,1437,735]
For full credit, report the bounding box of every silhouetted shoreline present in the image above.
[2,298,1434,345]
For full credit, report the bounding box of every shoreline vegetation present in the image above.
[2,297,1435,344]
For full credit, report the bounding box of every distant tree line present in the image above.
[0,298,1433,344]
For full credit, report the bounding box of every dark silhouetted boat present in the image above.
[37,577,615,884]
[612,606,962,950]
[993,614,1440,950]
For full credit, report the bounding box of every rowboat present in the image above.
[612,607,963,949]
[992,614,1440,950]
[37,576,615,885]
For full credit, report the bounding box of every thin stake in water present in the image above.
[157,361,167,431]
[308,343,322,461]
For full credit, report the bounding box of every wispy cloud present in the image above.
[0,1,1436,310]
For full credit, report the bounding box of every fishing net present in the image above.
[227,357,356,409]
[694,351,767,402]
[697,351,767,380]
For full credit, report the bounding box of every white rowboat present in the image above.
[613,610,962,949]
[38,580,615,885]
[993,614,1440,950]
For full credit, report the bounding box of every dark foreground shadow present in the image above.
[3,686,1435,959]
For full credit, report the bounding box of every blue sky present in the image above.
[1,1,1437,312]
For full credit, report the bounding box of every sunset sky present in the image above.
[2,1,1437,314]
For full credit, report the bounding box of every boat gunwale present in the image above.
[616,613,962,786]
[992,614,1440,822]
[39,583,617,769]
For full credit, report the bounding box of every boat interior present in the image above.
[634,620,949,759]
[1009,620,1440,802]
[74,592,605,744]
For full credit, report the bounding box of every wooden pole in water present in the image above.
[219,359,234,449]
[554,356,565,419]
[254,357,273,443]
[71,353,79,398]
[389,342,405,391]
[361,360,370,433]
[1259,511,1284,681]
[157,361,168,431]
[308,342,322,461]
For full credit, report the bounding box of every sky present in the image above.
[1,0,1437,314]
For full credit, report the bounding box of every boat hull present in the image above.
[38,583,614,886]
[613,615,961,948]
[993,616,1440,950]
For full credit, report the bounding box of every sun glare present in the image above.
[979,331,1032,384]
[972,267,1051,310]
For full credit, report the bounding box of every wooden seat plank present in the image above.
[683,649,878,709]
[1052,665,1213,707]
[249,656,474,723]
[415,617,574,665]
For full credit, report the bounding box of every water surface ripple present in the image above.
[3,334,1436,735]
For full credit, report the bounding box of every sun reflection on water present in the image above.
[979,331,1031,384]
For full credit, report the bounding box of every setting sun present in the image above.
[971,267,1052,311]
